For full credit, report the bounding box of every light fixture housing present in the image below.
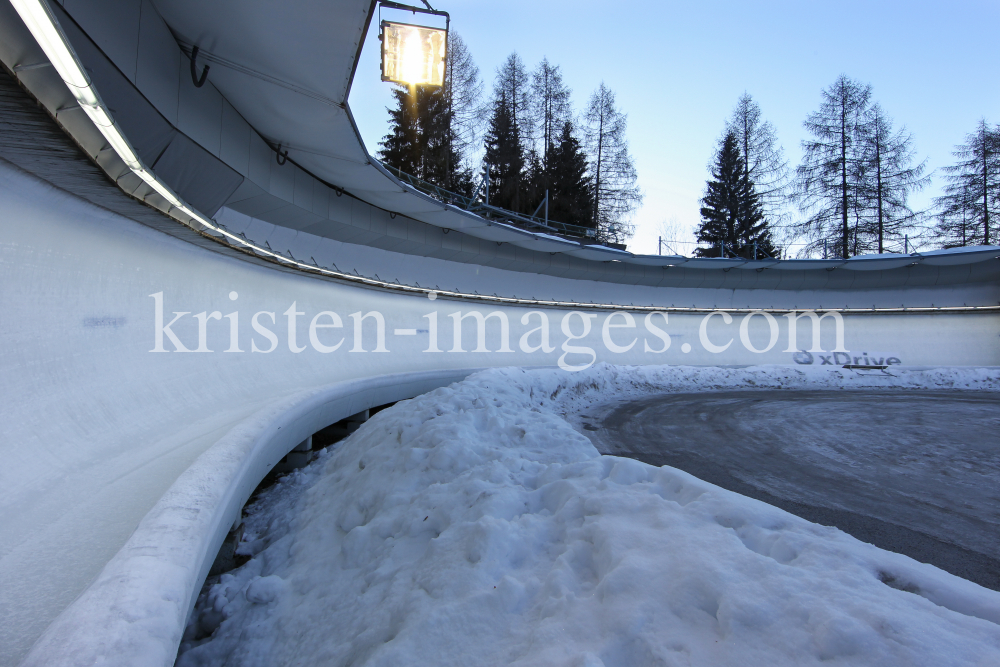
[380,20,447,87]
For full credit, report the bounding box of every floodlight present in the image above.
[380,20,447,87]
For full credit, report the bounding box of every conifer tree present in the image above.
[696,132,773,258]
[522,149,546,216]
[378,86,421,176]
[935,119,1000,247]
[378,31,482,194]
[477,53,535,213]
[516,58,574,217]
[545,121,594,228]
[378,86,458,185]
[416,84,465,191]
[482,92,525,211]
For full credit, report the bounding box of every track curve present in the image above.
[587,390,1000,590]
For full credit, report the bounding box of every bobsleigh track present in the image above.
[0,1,997,665]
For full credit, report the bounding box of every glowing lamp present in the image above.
[381,20,447,87]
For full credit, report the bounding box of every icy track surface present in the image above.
[176,365,1000,667]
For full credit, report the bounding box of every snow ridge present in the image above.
[177,365,1000,667]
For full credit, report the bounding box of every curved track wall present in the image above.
[0,1,998,665]
[2,153,998,666]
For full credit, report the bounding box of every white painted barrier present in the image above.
[1,155,999,665]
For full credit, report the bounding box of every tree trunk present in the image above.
[446,63,453,191]
[841,105,849,259]
[592,109,604,228]
[544,72,557,185]
[743,114,751,184]
[984,131,990,245]
[877,138,883,253]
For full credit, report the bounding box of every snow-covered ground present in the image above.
[176,365,1000,666]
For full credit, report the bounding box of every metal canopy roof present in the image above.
[123,1,1000,272]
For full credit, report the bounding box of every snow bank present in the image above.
[177,365,1000,666]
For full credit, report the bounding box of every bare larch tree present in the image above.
[444,30,484,182]
[855,103,929,253]
[934,119,1000,247]
[531,58,573,170]
[492,53,533,154]
[725,93,790,234]
[796,75,872,258]
[584,83,642,245]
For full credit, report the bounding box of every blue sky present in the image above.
[348,0,1000,255]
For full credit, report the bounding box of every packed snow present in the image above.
[176,365,1000,666]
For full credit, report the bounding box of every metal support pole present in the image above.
[485,164,490,207]
[721,240,725,258]
[658,236,662,256]
[905,235,909,253]
[531,190,550,221]
[470,166,487,203]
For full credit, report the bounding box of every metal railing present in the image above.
[380,162,598,241]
